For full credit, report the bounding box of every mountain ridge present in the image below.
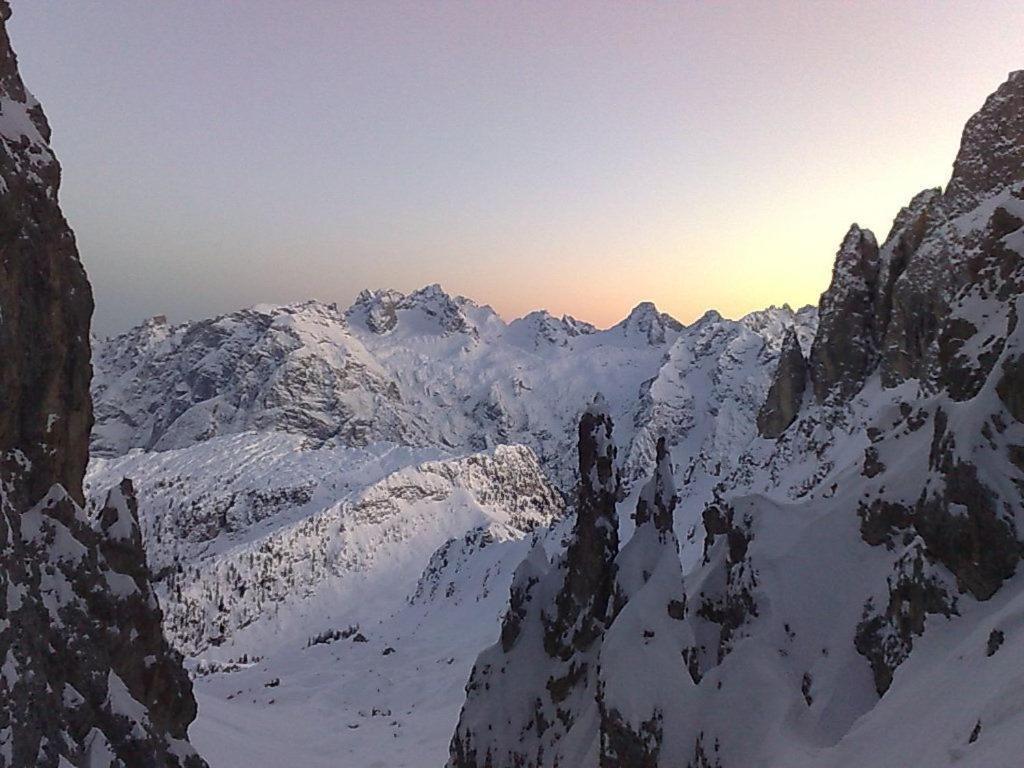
[92,288,816,500]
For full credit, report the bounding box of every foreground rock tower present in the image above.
[0,5,206,766]
[449,403,690,767]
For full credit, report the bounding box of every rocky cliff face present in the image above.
[756,326,807,438]
[0,6,205,766]
[448,71,1024,768]
[809,225,880,403]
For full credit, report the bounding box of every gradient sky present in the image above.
[9,1,1024,336]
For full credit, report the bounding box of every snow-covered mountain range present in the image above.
[92,286,814,496]
[86,284,815,766]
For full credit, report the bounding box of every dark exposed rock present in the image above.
[874,189,940,328]
[696,500,758,668]
[802,74,1024,400]
[854,544,958,696]
[986,629,1005,657]
[914,460,1019,601]
[800,673,813,706]
[969,720,982,744]
[598,699,661,768]
[547,661,588,704]
[499,562,538,652]
[0,14,91,508]
[944,70,1024,216]
[858,499,912,548]
[544,396,620,659]
[933,205,1023,401]
[880,73,1024,390]
[875,189,943,387]
[862,446,885,478]
[687,733,722,768]
[0,5,205,764]
[809,225,881,403]
[757,326,807,438]
[996,353,1024,422]
[857,407,1020,692]
[450,400,623,768]
[633,436,677,537]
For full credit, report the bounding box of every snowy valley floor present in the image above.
[189,597,503,768]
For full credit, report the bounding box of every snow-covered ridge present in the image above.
[92,287,816,496]
[87,435,563,656]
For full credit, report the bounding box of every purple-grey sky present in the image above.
[9,1,1024,336]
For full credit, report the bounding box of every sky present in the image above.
[9,1,1024,336]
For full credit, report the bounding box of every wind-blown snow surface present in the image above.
[86,294,814,767]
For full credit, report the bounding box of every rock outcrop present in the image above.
[449,398,624,768]
[0,5,205,765]
[944,70,1024,216]
[808,225,880,403]
[544,397,620,659]
[756,326,807,437]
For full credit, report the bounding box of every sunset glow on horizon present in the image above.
[9,0,1024,333]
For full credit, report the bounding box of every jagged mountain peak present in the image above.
[613,301,683,345]
[885,186,942,240]
[403,281,462,304]
[692,307,724,326]
[808,223,882,402]
[560,313,598,335]
[945,69,1024,216]
[506,309,597,348]
[346,288,404,333]
[346,283,493,337]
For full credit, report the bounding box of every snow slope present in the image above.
[87,435,563,657]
